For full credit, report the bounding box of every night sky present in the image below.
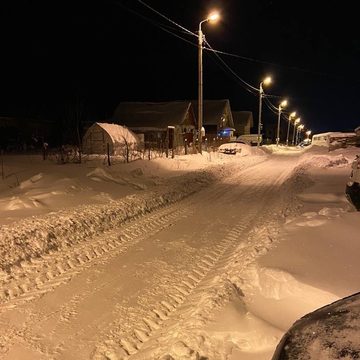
[1,0,359,134]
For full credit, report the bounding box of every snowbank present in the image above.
[0,169,217,272]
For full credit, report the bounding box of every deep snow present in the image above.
[0,144,359,359]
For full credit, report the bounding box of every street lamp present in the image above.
[276,100,288,146]
[306,130,311,140]
[198,11,220,154]
[292,118,300,145]
[296,124,304,145]
[286,111,296,146]
[257,76,272,148]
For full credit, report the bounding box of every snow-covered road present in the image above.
[0,154,311,359]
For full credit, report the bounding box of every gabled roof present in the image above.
[113,101,194,129]
[232,111,254,128]
[95,122,139,144]
[191,99,233,126]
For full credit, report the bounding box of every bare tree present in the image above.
[63,96,85,163]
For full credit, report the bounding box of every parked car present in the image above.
[298,139,311,147]
[218,141,249,155]
[237,134,262,146]
[272,292,360,360]
[345,154,360,210]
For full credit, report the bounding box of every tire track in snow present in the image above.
[0,206,192,311]
[0,156,298,359]
[89,214,259,359]
[126,158,309,359]
[89,158,302,359]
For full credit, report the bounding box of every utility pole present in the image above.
[257,83,263,148]
[257,77,271,148]
[198,24,203,154]
[197,12,220,155]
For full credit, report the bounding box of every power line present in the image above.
[263,97,280,115]
[204,39,259,94]
[137,0,198,38]
[113,0,295,111]
[203,44,351,81]
[112,0,198,48]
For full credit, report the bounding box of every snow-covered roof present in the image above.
[313,132,356,137]
[232,111,254,128]
[191,99,233,126]
[96,122,139,144]
[113,101,194,129]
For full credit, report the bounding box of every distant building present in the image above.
[232,111,254,136]
[82,122,140,156]
[191,99,234,140]
[312,131,357,150]
[113,101,196,148]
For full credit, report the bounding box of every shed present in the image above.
[82,122,140,156]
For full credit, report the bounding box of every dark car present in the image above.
[345,155,360,211]
[271,292,360,360]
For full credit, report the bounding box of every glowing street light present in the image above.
[286,111,297,146]
[198,10,220,154]
[306,130,312,140]
[276,99,288,146]
[296,124,304,145]
[292,117,301,145]
[257,76,272,148]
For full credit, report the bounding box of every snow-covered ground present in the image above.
[0,144,359,359]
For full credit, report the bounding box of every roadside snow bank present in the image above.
[0,170,217,272]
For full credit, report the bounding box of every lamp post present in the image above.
[286,111,296,146]
[257,76,272,148]
[306,130,311,140]
[198,11,219,154]
[276,100,288,146]
[296,124,304,145]
[292,117,300,145]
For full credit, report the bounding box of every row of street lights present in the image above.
[257,75,310,147]
[198,11,310,151]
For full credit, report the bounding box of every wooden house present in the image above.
[191,99,235,140]
[232,111,254,136]
[112,101,196,148]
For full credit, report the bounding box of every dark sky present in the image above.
[1,0,359,133]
